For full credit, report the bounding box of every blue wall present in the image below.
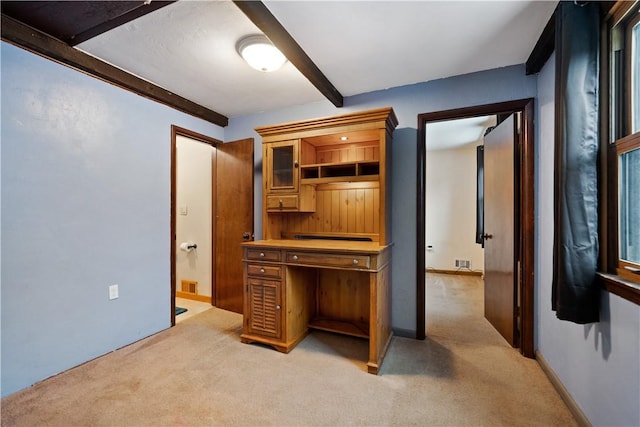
[535,53,640,427]
[226,65,538,335]
[1,42,223,397]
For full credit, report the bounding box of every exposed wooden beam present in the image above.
[233,0,344,108]
[69,1,177,46]
[1,13,228,127]
[525,10,556,75]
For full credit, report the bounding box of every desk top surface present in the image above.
[242,239,390,254]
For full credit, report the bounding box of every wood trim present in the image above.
[417,98,536,358]
[416,115,427,340]
[598,273,640,305]
[211,145,218,307]
[607,0,637,25]
[171,128,177,326]
[427,269,483,277]
[232,0,343,108]
[171,126,222,326]
[536,350,591,427]
[1,14,228,127]
[520,100,536,358]
[176,291,213,304]
[256,107,398,138]
[171,126,223,147]
[526,9,556,75]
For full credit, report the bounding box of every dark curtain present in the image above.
[552,1,600,324]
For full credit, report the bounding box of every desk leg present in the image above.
[367,262,392,374]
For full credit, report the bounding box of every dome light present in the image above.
[236,35,287,72]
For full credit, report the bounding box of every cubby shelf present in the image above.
[300,160,380,184]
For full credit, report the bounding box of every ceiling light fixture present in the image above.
[236,35,287,72]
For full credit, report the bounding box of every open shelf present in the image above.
[308,318,370,339]
[301,161,380,184]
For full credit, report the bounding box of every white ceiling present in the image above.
[77,0,557,119]
[426,115,497,151]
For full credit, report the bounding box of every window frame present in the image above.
[599,1,640,304]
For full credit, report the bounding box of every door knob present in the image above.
[482,233,493,240]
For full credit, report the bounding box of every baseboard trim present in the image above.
[176,291,211,303]
[392,327,417,338]
[536,350,591,427]
[426,269,483,276]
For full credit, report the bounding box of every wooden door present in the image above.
[483,114,518,346]
[215,138,254,313]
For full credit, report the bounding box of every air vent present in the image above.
[181,280,198,294]
[455,259,471,269]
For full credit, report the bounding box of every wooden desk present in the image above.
[240,239,392,374]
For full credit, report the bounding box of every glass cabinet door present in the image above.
[266,140,299,192]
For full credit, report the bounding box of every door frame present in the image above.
[170,125,222,326]
[416,99,535,357]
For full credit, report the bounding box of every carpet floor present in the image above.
[1,274,576,426]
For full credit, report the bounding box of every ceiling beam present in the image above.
[525,10,555,75]
[69,1,177,46]
[1,14,228,127]
[233,0,344,108]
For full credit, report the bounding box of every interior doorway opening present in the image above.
[170,126,255,326]
[171,126,220,326]
[417,99,536,357]
[424,115,493,341]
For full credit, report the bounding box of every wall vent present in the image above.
[181,280,198,294]
[455,259,471,269]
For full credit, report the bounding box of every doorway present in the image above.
[174,132,216,322]
[416,99,535,357]
[170,126,254,326]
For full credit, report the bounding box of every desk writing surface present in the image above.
[241,239,390,254]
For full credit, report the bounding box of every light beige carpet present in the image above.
[1,274,576,426]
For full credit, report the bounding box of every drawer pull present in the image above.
[353,259,359,266]
[275,305,281,310]
[292,255,298,261]
[279,199,283,209]
[260,268,265,273]
[259,252,265,257]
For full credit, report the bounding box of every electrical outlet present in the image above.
[109,284,119,300]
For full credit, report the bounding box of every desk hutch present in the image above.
[240,107,397,374]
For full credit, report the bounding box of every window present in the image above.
[617,134,640,281]
[602,1,640,298]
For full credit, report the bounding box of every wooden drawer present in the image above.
[247,263,283,279]
[266,194,299,211]
[286,251,371,269]
[246,248,281,262]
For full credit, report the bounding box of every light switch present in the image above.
[109,284,119,300]
[180,205,188,216]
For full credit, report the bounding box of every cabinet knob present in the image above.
[260,268,265,273]
[259,252,265,257]
[275,305,281,310]
[279,199,283,208]
[293,160,299,168]
[353,259,359,265]
[292,255,298,261]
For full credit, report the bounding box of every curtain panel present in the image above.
[552,1,601,324]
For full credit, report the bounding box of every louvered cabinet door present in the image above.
[246,278,282,339]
